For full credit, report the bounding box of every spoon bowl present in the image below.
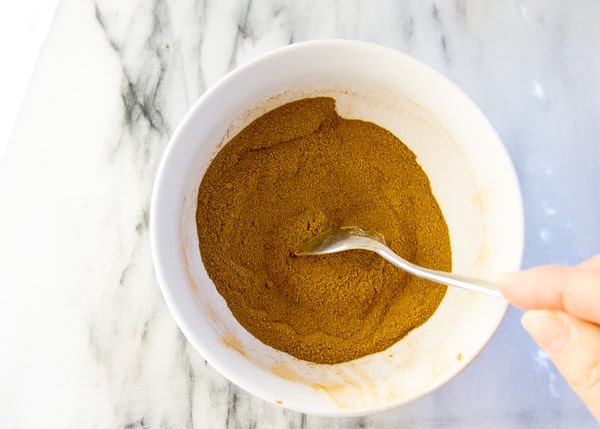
[297,226,504,298]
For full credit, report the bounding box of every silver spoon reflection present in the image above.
[296,226,503,298]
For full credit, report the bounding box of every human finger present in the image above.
[521,309,600,422]
[498,266,600,325]
[578,254,600,269]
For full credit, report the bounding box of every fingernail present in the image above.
[496,271,523,294]
[521,310,570,354]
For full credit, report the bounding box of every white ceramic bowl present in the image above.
[150,40,524,416]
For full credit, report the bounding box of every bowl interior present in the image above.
[151,41,523,416]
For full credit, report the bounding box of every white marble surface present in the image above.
[1,0,600,427]
[0,0,59,160]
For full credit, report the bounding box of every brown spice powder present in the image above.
[196,97,451,364]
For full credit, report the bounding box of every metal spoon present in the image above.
[296,226,503,298]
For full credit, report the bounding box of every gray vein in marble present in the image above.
[123,417,147,429]
[454,0,467,20]
[430,4,450,64]
[95,0,172,156]
[185,356,196,428]
[84,2,202,425]
[402,15,415,43]
[225,386,239,429]
[228,0,254,70]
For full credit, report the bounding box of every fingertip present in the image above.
[497,266,567,310]
[497,271,525,299]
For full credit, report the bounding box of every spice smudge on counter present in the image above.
[196,97,451,364]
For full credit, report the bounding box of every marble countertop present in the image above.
[0,0,59,160]
[1,0,599,427]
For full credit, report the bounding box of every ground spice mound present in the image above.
[196,97,451,364]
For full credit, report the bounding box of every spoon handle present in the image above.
[375,246,504,298]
